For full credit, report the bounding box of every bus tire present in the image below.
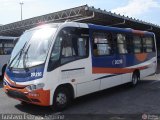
[51,87,71,111]
[130,72,139,87]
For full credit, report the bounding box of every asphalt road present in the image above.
[1,74,160,120]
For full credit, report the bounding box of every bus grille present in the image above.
[6,90,31,102]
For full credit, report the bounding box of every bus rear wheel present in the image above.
[51,87,71,111]
[130,72,139,87]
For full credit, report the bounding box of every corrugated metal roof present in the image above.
[0,5,159,39]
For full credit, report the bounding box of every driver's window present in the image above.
[48,27,89,71]
[61,32,75,58]
[60,28,77,64]
[48,34,63,71]
[50,36,62,61]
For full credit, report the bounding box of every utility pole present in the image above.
[20,1,24,21]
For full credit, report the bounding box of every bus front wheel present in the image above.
[51,87,71,111]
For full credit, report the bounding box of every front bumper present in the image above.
[4,85,50,106]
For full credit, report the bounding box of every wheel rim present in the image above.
[133,75,138,85]
[56,93,67,105]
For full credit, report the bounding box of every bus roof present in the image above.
[26,23,62,32]
[88,23,154,36]
[24,22,155,37]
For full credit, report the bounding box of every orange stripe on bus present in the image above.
[92,66,147,74]
[132,30,145,35]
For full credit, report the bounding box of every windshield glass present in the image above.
[9,27,57,69]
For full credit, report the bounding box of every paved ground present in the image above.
[1,73,160,119]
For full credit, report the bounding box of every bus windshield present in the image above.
[9,27,57,69]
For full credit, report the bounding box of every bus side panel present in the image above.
[76,80,100,97]
[92,55,124,90]
[100,75,123,90]
[59,57,100,98]
[90,28,123,91]
[121,73,132,84]
[45,68,60,105]
[140,56,157,78]
[115,54,133,84]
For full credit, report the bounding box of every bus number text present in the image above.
[31,72,42,77]
[112,59,123,65]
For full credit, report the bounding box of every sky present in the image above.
[0,0,160,26]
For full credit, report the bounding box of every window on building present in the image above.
[0,43,3,55]
[3,42,14,55]
[0,40,14,55]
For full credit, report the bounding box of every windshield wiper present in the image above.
[23,44,31,71]
[8,41,28,71]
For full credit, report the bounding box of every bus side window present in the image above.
[133,36,142,53]
[93,31,112,56]
[60,29,76,64]
[48,27,89,71]
[61,28,88,64]
[61,36,75,58]
[77,38,87,57]
[142,36,155,53]
[117,34,128,54]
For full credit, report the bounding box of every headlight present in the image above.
[26,83,45,91]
